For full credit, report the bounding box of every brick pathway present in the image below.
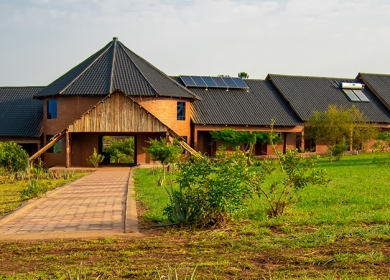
[0,169,136,238]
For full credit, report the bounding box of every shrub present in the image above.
[163,148,253,226]
[250,148,329,217]
[20,179,49,200]
[87,148,104,168]
[0,141,29,173]
[328,138,348,162]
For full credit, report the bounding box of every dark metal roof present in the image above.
[358,73,390,108]
[0,87,44,137]
[267,74,390,123]
[35,38,199,100]
[188,79,303,126]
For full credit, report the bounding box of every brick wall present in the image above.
[132,97,191,143]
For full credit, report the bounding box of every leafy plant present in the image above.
[87,148,105,168]
[164,148,252,225]
[144,138,183,186]
[20,179,49,200]
[251,148,329,217]
[328,138,348,162]
[0,141,29,173]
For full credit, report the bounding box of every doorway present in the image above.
[99,135,136,166]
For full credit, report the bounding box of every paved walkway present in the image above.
[0,168,140,240]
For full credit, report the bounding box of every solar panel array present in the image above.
[342,89,370,102]
[180,76,249,89]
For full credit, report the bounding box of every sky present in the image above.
[1,0,390,86]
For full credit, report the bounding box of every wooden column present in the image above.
[301,129,305,152]
[65,131,70,168]
[193,128,198,151]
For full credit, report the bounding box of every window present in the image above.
[177,102,186,120]
[47,100,57,119]
[46,135,62,153]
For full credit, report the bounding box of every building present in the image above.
[1,37,389,167]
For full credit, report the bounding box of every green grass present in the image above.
[0,173,88,217]
[0,154,389,278]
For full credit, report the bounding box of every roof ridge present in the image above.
[117,42,158,94]
[268,73,355,80]
[119,42,199,99]
[109,39,117,93]
[58,41,114,95]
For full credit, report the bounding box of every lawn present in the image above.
[0,153,389,279]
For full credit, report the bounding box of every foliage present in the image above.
[306,104,378,159]
[250,148,329,217]
[0,141,29,173]
[87,148,105,168]
[378,131,390,144]
[163,148,253,225]
[103,136,134,163]
[328,138,348,162]
[20,179,49,200]
[210,128,281,165]
[238,71,249,79]
[144,138,183,186]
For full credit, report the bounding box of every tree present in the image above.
[306,105,378,160]
[210,128,281,165]
[238,72,249,79]
[143,138,183,186]
[0,141,29,173]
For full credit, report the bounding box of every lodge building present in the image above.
[1,37,390,167]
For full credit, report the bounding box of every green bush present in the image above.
[164,148,252,226]
[20,179,49,200]
[328,138,348,162]
[0,141,29,173]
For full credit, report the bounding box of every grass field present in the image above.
[0,154,389,279]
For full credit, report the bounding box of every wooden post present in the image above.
[193,128,198,151]
[65,131,70,168]
[301,129,305,152]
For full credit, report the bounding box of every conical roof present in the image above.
[35,37,199,99]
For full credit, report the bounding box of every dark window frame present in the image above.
[47,99,58,119]
[177,102,186,120]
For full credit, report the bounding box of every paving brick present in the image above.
[0,169,130,236]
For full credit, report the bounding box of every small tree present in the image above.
[306,105,378,161]
[0,141,29,173]
[144,138,183,186]
[87,148,104,168]
[249,126,329,217]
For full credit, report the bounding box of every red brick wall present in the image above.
[44,96,104,135]
[132,97,191,143]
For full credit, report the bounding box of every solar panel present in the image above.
[191,76,207,87]
[353,90,370,102]
[211,77,227,87]
[222,77,237,88]
[179,75,248,89]
[231,77,249,88]
[343,89,360,101]
[201,76,217,87]
[180,76,196,86]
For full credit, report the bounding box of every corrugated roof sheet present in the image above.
[0,87,44,137]
[35,38,199,100]
[188,79,302,126]
[359,73,390,108]
[268,74,390,123]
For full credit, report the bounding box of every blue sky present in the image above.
[1,0,390,86]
